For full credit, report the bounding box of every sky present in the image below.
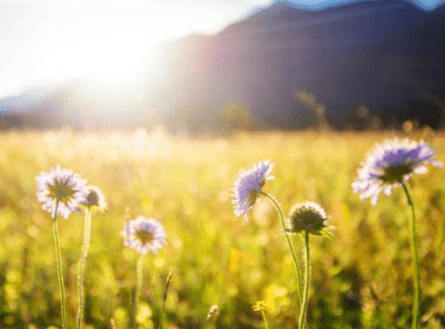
[0,0,271,99]
[0,0,443,99]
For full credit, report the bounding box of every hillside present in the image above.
[1,0,444,131]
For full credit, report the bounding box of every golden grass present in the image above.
[0,128,444,329]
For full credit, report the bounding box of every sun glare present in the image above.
[71,34,150,82]
[77,34,153,81]
[43,29,156,94]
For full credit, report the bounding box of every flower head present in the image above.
[205,304,219,322]
[352,138,443,205]
[231,161,274,222]
[286,201,329,235]
[36,166,88,219]
[81,185,107,211]
[252,301,268,312]
[121,216,167,255]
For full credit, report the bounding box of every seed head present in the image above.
[286,201,328,235]
[81,185,107,211]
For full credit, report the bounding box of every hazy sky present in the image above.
[0,0,442,99]
[0,0,274,98]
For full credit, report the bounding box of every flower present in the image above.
[36,166,88,219]
[121,216,167,255]
[286,201,328,235]
[352,138,443,205]
[231,161,274,222]
[252,301,268,312]
[205,305,219,322]
[81,185,107,211]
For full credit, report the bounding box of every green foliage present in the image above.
[0,130,444,328]
[220,101,254,132]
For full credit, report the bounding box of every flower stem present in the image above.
[158,270,172,329]
[77,207,92,329]
[299,231,311,329]
[135,254,145,327]
[52,200,67,329]
[401,182,421,329]
[260,308,269,329]
[260,191,303,303]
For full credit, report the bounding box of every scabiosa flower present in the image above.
[121,216,167,255]
[286,201,329,235]
[231,161,274,222]
[36,166,88,219]
[81,185,107,211]
[352,138,443,205]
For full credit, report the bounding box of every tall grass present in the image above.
[0,129,444,328]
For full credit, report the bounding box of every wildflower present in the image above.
[352,138,443,328]
[231,161,274,221]
[252,300,267,312]
[81,185,107,211]
[36,166,88,329]
[121,216,167,255]
[205,305,218,322]
[286,201,329,235]
[253,301,269,329]
[352,138,443,205]
[77,185,105,329]
[285,201,331,328]
[36,166,88,219]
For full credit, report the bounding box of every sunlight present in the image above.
[80,35,153,81]
[48,30,155,90]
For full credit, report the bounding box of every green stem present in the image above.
[77,208,92,329]
[260,191,303,303]
[52,200,67,329]
[260,309,269,329]
[135,254,145,328]
[158,270,172,329]
[401,182,421,329]
[299,231,311,329]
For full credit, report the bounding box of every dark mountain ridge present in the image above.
[141,0,444,130]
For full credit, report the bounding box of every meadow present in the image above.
[0,128,444,329]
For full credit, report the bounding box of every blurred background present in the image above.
[0,0,444,133]
[1,1,445,328]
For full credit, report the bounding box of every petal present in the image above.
[384,185,393,196]
[371,195,379,205]
[430,160,444,167]
[413,166,428,174]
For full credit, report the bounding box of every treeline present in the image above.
[0,97,443,134]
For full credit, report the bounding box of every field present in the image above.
[0,128,444,329]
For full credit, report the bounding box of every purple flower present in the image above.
[231,161,274,222]
[121,216,167,255]
[36,166,88,219]
[352,138,443,205]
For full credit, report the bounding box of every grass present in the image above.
[0,128,444,328]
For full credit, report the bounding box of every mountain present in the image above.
[2,0,445,131]
[0,86,57,111]
[433,2,445,12]
[138,0,445,130]
[274,0,445,11]
[0,80,145,129]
